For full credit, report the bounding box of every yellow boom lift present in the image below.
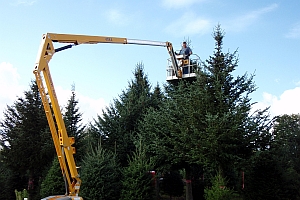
[34,33,196,200]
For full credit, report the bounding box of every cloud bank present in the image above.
[252,87,300,117]
[56,86,107,124]
[165,12,211,37]
[285,22,300,39]
[0,62,24,116]
[11,0,37,6]
[105,8,131,26]
[225,3,278,32]
[0,62,106,125]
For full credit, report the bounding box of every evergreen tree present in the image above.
[80,144,121,200]
[198,25,258,176]
[0,81,54,199]
[245,114,300,199]
[139,25,270,199]
[63,84,86,161]
[244,151,286,200]
[0,151,14,199]
[40,158,65,198]
[204,170,236,200]
[272,114,300,160]
[121,142,155,200]
[140,81,205,200]
[92,63,164,167]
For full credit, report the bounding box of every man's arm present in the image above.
[188,47,192,55]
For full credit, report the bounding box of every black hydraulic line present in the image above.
[55,44,74,53]
[61,147,68,196]
[169,47,179,77]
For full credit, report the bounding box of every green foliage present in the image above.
[138,25,272,200]
[244,151,286,200]
[244,114,300,200]
[204,171,236,200]
[271,114,300,199]
[199,24,259,173]
[80,144,121,200]
[0,25,288,200]
[141,23,262,171]
[0,152,14,199]
[0,81,54,199]
[15,189,28,200]
[92,63,164,167]
[40,158,65,198]
[63,85,85,138]
[121,143,155,200]
[63,86,86,161]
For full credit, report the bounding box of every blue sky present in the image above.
[0,0,300,123]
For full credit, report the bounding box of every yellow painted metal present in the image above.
[34,34,81,197]
[69,137,75,145]
[166,42,179,77]
[47,33,127,44]
[178,69,182,78]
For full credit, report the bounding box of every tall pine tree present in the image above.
[121,142,155,200]
[0,81,54,199]
[245,114,300,199]
[80,144,121,200]
[63,84,86,161]
[92,63,164,166]
[139,25,270,199]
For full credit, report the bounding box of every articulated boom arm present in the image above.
[35,33,179,74]
[34,33,179,199]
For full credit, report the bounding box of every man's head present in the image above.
[182,41,187,48]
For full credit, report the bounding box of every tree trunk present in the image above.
[28,172,34,200]
[185,166,193,200]
[155,174,160,200]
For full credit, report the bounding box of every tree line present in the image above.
[1,25,300,200]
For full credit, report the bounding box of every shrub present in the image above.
[204,171,236,200]
[80,144,121,200]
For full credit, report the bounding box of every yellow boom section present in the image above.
[34,34,83,198]
[34,33,179,199]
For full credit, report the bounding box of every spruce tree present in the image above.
[0,151,14,199]
[139,25,270,199]
[40,158,65,198]
[121,142,155,200]
[63,84,86,161]
[197,24,259,178]
[0,81,54,199]
[80,144,121,200]
[92,63,163,167]
[244,114,300,199]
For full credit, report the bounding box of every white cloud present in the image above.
[0,62,106,125]
[252,87,300,117]
[56,86,107,125]
[0,62,24,116]
[285,22,300,39]
[105,9,130,26]
[11,0,37,6]
[76,93,107,124]
[162,0,205,9]
[165,12,211,37]
[225,3,278,32]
